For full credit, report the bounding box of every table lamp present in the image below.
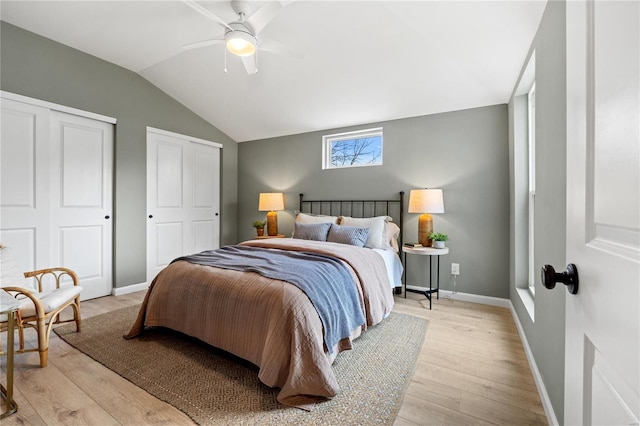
[408,188,444,247]
[258,192,285,236]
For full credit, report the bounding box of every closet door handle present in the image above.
[105,215,110,219]
[148,215,153,219]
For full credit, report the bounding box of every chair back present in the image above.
[0,245,33,291]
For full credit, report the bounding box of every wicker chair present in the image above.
[0,245,82,367]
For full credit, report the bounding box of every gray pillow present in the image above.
[293,222,331,241]
[327,224,369,247]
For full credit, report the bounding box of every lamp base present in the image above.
[418,214,433,247]
[266,211,278,236]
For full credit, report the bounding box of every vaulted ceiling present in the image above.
[0,1,547,142]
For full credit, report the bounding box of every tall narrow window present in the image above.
[528,82,536,296]
[322,128,383,169]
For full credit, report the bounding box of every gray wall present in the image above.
[238,105,510,299]
[0,21,239,288]
[508,0,566,421]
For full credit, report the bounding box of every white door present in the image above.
[0,99,51,272]
[146,128,221,283]
[565,1,639,425]
[1,98,113,300]
[50,111,113,300]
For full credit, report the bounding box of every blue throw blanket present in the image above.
[173,245,366,354]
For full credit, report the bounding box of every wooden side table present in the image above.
[402,246,449,309]
[1,292,20,418]
[254,235,286,239]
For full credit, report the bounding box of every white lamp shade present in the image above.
[408,189,444,214]
[258,192,284,211]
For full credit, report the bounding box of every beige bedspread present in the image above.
[125,238,394,409]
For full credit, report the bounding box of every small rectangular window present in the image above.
[322,128,383,170]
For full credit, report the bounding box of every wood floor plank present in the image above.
[459,391,548,425]
[420,350,539,393]
[0,380,47,425]
[396,393,495,426]
[2,290,547,425]
[413,362,545,415]
[11,360,120,425]
[51,349,193,425]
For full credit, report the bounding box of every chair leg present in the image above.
[39,348,48,367]
[36,317,48,367]
[73,299,82,332]
[18,323,25,351]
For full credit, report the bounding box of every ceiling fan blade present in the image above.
[245,1,284,34]
[260,38,303,60]
[182,0,233,31]
[182,38,224,50]
[240,55,258,75]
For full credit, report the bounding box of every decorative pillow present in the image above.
[338,216,392,249]
[385,222,401,252]
[327,224,369,247]
[295,212,339,224]
[292,222,332,241]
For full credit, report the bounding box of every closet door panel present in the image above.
[61,124,105,207]
[59,226,103,281]
[51,111,113,299]
[190,142,220,253]
[147,134,186,282]
[147,129,220,284]
[0,99,50,272]
[1,108,36,207]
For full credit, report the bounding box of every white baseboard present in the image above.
[112,282,148,296]
[404,285,511,308]
[509,301,559,426]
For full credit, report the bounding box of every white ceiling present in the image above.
[0,0,547,142]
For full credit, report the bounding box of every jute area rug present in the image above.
[55,305,428,425]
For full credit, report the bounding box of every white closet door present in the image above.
[146,129,220,284]
[50,111,113,300]
[0,99,51,272]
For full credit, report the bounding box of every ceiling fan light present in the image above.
[225,30,256,57]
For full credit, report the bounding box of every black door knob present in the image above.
[541,264,579,295]
[105,215,110,219]
[148,215,153,219]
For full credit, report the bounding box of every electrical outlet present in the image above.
[451,263,460,275]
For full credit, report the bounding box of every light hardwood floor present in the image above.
[1,291,547,425]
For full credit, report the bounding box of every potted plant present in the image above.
[429,232,448,249]
[252,220,266,236]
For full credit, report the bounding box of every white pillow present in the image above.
[338,216,392,249]
[295,212,339,224]
[385,222,401,252]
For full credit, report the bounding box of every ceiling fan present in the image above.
[182,0,298,75]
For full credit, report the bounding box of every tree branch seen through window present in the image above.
[323,128,383,169]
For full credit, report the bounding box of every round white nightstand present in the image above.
[402,246,449,309]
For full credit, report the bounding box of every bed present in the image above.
[125,192,404,409]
